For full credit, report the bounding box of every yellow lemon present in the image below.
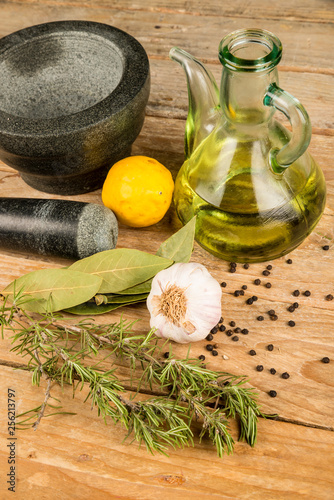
[101,156,174,228]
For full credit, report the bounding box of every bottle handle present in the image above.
[264,83,311,174]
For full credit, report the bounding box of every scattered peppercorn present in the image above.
[221,281,227,287]
[304,290,311,297]
[322,245,330,251]
[257,316,264,321]
[206,344,214,351]
[288,320,295,327]
[206,333,214,341]
[268,309,276,316]
[254,279,261,285]
[230,262,237,268]
[212,350,218,356]
[287,259,293,264]
[262,270,270,276]
[243,263,249,269]
[246,298,254,305]
[234,327,241,333]
[265,282,272,288]
[252,295,258,301]
[292,290,300,297]
[249,349,256,356]
[234,290,240,297]
[266,265,273,270]
[270,368,276,375]
[230,267,236,273]
[219,324,226,332]
[163,352,169,359]
[282,372,290,379]
[269,390,277,397]
[219,317,224,323]
[288,305,295,312]
[226,330,233,337]
[239,289,245,296]
[232,335,239,342]
[270,314,278,321]
[267,344,274,351]
[242,285,248,290]
[321,357,330,364]
[325,294,333,301]
[293,302,299,308]
[241,328,249,335]
[256,365,264,372]
[229,321,236,327]
[211,326,219,334]
[198,354,205,361]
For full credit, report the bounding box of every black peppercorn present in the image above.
[267,344,274,351]
[254,279,261,285]
[198,354,205,361]
[265,282,272,288]
[321,357,330,364]
[234,290,240,297]
[230,262,236,268]
[246,298,253,305]
[241,328,249,335]
[239,290,245,296]
[163,352,169,359]
[232,335,239,342]
[262,270,270,276]
[212,350,218,356]
[292,290,300,297]
[256,365,264,372]
[288,305,295,312]
[242,285,248,290]
[325,294,333,301]
[270,368,276,374]
[234,327,242,333]
[226,330,233,337]
[249,349,256,356]
[322,245,330,251]
[219,317,224,323]
[304,290,311,297]
[282,372,290,379]
[252,295,258,301]
[269,390,277,397]
[288,320,295,327]
[219,324,226,332]
[229,321,236,327]
[221,282,227,287]
[211,326,219,334]
[268,309,276,316]
[206,344,214,351]
[230,268,236,273]
[257,316,264,321]
[266,265,273,270]
[287,259,293,264]
[270,314,278,321]
[243,263,249,269]
[293,302,299,308]
[206,333,214,341]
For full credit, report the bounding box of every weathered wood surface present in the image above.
[0,0,333,498]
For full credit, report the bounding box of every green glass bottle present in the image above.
[170,29,326,262]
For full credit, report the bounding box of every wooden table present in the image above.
[0,1,333,498]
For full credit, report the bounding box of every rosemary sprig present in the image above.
[1,293,269,457]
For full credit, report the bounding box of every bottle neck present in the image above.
[220,67,279,127]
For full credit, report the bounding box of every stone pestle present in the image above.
[0,198,118,260]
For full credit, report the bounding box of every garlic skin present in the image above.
[146,262,222,344]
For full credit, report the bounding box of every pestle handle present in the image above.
[0,198,118,260]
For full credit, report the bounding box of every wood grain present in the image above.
[1,366,334,500]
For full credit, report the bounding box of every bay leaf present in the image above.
[69,249,173,294]
[3,269,102,314]
[117,280,153,295]
[65,296,147,315]
[156,216,196,263]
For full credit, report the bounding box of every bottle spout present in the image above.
[169,47,220,158]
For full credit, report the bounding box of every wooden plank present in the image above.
[0,3,333,72]
[0,365,334,500]
[2,0,334,23]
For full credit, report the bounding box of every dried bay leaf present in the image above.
[118,280,153,295]
[3,269,102,314]
[65,295,147,315]
[69,249,173,294]
[156,216,196,263]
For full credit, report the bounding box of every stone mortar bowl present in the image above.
[0,21,150,195]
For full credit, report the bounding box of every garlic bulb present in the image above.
[146,262,222,344]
